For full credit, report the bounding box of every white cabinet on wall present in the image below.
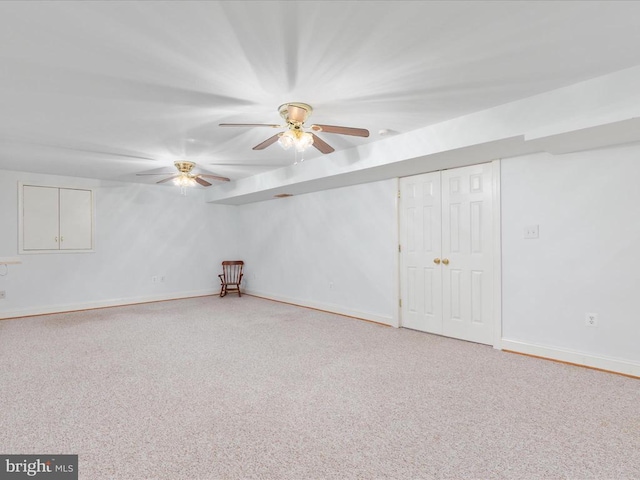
[20,184,94,253]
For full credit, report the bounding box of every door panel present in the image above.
[449,203,461,252]
[399,172,442,333]
[407,266,417,313]
[450,268,462,319]
[60,188,93,250]
[23,186,59,250]
[471,270,483,323]
[423,267,434,315]
[441,163,493,345]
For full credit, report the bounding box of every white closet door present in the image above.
[399,172,442,333]
[23,185,60,250]
[399,163,494,345]
[59,188,93,250]
[441,164,494,345]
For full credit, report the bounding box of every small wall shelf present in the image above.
[0,257,22,265]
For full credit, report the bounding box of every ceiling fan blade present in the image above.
[204,163,278,167]
[311,124,370,137]
[311,134,335,154]
[199,174,231,182]
[194,177,212,187]
[253,134,281,151]
[136,172,173,176]
[219,123,282,128]
[156,175,179,184]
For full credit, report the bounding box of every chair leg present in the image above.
[220,285,226,297]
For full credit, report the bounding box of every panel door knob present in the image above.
[442,258,450,265]
[433,258,441,264]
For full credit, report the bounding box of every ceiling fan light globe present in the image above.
[296,132,314,152]
[174,174,196,187]
[278,130,296,150]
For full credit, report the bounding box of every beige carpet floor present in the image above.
[0,295,638,479]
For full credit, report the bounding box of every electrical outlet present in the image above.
[524,225,539,239]
[329,281,334,289]
[160,276,165,283]
[152,276,157,283]
[0,290,5,299]
[585,312,598,327]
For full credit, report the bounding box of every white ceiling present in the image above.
[2,0,640,187]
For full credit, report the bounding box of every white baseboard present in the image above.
[244,289,395,327]
[501,339,640,378]
[0,289,216,320]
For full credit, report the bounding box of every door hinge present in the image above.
[399,298,402,307]
[398,190,401,198]
[398,244,402,253]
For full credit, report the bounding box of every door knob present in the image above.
[433,258,441,264]
[442,258,450,265]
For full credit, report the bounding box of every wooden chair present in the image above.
[218,261,244,297]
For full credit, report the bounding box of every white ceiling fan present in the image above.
[136,161,230,187]
[219,102,370,154]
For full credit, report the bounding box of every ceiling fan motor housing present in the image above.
[279,102,313,129]
[174,160,196,174]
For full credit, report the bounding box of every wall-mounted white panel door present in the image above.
[399,163,494,345]
[23,185,59,250]
[441,164,494,345]
[59,188,93,250]
[399,172,442,333]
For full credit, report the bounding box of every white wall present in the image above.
[501,143,640,372]
[235,179,398,325]
[3,149,639,375]
[0,169,239,318]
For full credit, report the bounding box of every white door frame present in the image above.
[395,159,503,349]
[491,159,502,350]
[392,177,401,328]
